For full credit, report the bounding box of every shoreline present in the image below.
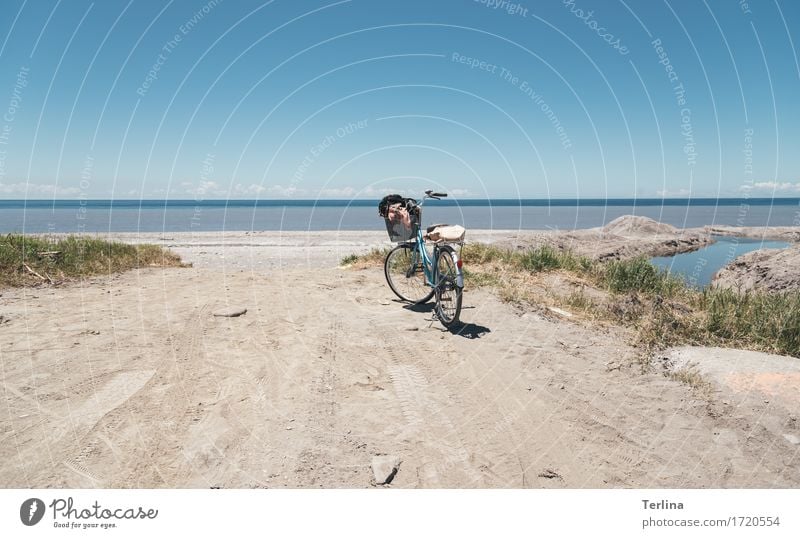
[33,223,800,243]
[26,219,796,269]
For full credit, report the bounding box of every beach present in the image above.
[2,220,799,488]
[47,218,717,270]
[55,216,796,272]
[4,1,800,529]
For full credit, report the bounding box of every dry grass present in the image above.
[669,368,714,395]
[340,247,390,268]
[342,241,800,359]
[0,234,184,288]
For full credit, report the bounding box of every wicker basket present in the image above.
[384,205,419,242]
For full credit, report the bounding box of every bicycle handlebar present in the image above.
[423,190,448,200]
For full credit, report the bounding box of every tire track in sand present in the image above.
[61,369,155,486]
[294,318,370,486]
[65,303,211,487]
[380,331,484,487]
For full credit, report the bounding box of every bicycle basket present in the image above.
[379,195,419,242]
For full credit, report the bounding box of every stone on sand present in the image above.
[371,455,401,485]
[213,307,247,317]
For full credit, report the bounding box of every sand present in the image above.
[661,346,800,449]
[1,224,799,487]
[703,225,800,242]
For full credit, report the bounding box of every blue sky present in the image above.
[0,0,798,199]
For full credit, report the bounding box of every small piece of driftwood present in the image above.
[23,263,53,283]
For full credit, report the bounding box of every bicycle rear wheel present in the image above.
[434,245,463,327]
[384,244,435,304]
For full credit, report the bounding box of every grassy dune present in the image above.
[0,234,183,288]
[344,243,800,358]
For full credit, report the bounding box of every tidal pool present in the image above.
[650,236,790,288]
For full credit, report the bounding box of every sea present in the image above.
[1,198,799,234]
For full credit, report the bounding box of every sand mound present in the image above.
[712,245,800,293]
[602,215,678,237]
[703,225,800,242]
[661,346,800,447]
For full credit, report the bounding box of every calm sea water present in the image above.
[1,198,799,234]
[651,236,790,288]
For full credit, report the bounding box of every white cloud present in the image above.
[356,186,406,198]
[165,182,473,199]
[178,180,309,198]
[231,183,267,196]
[318,186,357,198]
[180,180,228,197]
[740,181,800,192]
[264,184,306,197]
[655,188,691,197]
[187,180,222,195]
[0,182,80,196]
[310,186,473,198]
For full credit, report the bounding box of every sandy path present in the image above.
[1,262,797,488]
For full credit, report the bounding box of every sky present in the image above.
[0,0,798,199]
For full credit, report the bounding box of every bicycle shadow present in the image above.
[447,321,491,339]
[401,302,435,313]
[400,303,492,339]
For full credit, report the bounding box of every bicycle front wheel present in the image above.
[384,244,435,304]
[434,245,463,327]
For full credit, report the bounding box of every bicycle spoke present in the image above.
[384,244,434,304]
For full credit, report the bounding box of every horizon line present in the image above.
[0,193,800,199]
[3,197,800,207]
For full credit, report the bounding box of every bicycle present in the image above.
[379,190,465,327]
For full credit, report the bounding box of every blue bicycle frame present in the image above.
[411,225,436,287]
[405,222,464,289]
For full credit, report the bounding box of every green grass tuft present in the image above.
[461,243,516,265]
[516,245,592,274]
[0,234,183,288]
[339,247,390,266]
[599,256,684,296]
[699,288,800,357]
[517,245,563,272]
[340,253,360,265]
